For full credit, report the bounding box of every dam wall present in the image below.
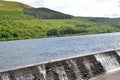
[0,49,120,80]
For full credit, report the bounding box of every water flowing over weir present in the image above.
[1,33,120,80]
[0,50,120,80]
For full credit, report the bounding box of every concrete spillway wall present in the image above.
[0,49,120,80]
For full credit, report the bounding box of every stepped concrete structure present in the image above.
[0,33,120,80]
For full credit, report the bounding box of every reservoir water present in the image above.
[0,33,120,71]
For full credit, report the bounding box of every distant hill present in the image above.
[75,17,120,28]
[23,8,73,19]
[0,0,33,11]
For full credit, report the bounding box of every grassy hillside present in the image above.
[0,0,32,11]
[75,17,120,28]
[0,0,119,41]
[0,18,118,41]
[0,10,35,20]
[23,8,73,19]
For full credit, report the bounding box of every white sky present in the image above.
[7,0,120,18]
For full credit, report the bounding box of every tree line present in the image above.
[23,8,73,19]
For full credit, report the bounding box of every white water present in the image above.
[0,73,10,80]
[116,50,120,56]
[95,53,120,72]
[1,50,120,80]
[68,60,83,80]
[83,60,93,77]
[55,66,69,80]
[37,64,47,80]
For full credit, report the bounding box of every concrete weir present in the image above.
[1,33,120,80]
[0,49,120,80]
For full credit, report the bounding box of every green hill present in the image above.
[0,0,119,41]
[23,8,73,19]
[0,19,118,41]
[0,0,34,21]
[0,0,32,11]
[75,17,120,28]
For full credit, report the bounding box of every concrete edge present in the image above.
[0,48,120,73]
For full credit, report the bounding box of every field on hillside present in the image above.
[0,0,32,11]
[0,0,120,41]
[0,10,119,41]
[75,17,120,28]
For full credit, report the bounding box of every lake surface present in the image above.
[0,33,120,71]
